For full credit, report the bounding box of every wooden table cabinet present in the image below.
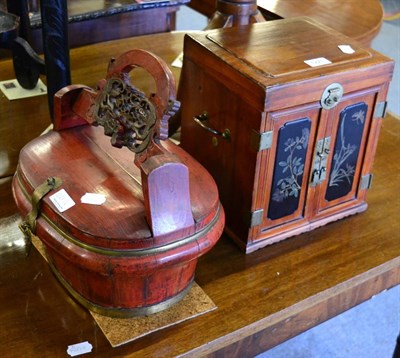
[179,18,394,252]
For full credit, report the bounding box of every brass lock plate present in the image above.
[321,83,343,110]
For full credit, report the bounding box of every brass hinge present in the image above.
[19,176,63,254]
[359,174,373,190]
[250,130,273,151]
[247,209,264,228]
[374,101,387,119]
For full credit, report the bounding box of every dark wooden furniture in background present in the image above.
[178,18,394,252]
[0,8,47,90]
[8,0,189,52]
[1,31,399,357]
[3,0,188,120]
[189,0,384,46]
[205,0,265,29]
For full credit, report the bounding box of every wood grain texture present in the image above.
[0,31,399,356]
[10,46,224,316]
[0,32,186,201]
[0,176,17,217]
[24,0,188,52]
[141,154,196,239]
[178,19,394,252]
[0,88,50,180]
[257,0,383,46]
[29,7,181,52]
[205,0,265,29]
[189,0,383,46]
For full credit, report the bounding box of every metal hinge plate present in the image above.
[244,209,264,228]
[359,174,373,190]
[250,130,273,151]
[250,209,264,227]
[310,136,331,187]
[374,101,387,119]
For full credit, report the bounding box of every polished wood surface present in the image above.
[205,0,265,29]
[11,47,224,316]
[0,32,399,356]
[15,0,189,52]
[178,19,394,252]
[30,7,181,52]
[189,0,383,45]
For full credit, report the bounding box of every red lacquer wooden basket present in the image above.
[12,49,225,317]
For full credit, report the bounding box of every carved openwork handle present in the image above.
[53,49,194,241]
[93,49,180,154]
[54,49,180,153]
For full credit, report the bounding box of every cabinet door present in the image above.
[313,89,378,217]
[256,103,320,237]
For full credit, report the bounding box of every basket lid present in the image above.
[14,49,221,251]
[16,127,220,251]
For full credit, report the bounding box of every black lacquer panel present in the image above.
[325,102,368,201]
[268,118,311,220]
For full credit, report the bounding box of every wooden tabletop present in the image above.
[257,0,383,46]
[189,0,384,46]
[1,32,399,357]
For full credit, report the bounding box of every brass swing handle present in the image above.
[193,112,231,141]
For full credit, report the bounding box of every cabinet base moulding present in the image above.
[229,202,369,253]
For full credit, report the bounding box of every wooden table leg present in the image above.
[206,0,265,29]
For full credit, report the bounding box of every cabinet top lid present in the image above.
[203,17,373,78]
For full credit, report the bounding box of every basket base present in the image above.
[49,259,195,318]
[28,233,217,347]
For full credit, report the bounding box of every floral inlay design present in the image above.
[325,102,368,202]
[272,127,310,202]
[329,109,365,187]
